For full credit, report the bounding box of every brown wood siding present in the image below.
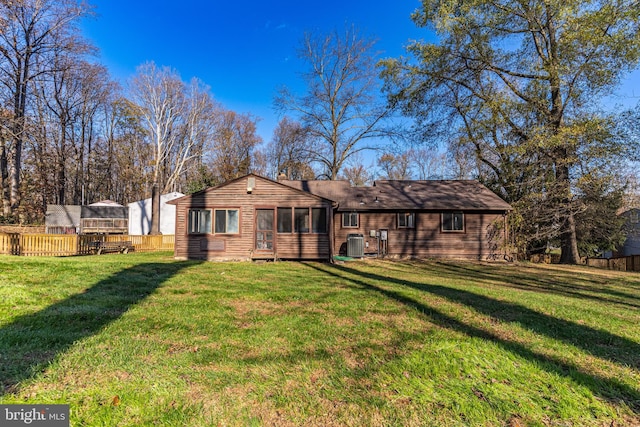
[173,176,332,260]
[333,211,507,260]
[276,234,331,259]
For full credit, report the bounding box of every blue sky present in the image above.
[80,0,427,144]
[81,1,640,147]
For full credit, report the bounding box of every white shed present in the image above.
[128,192,184,235]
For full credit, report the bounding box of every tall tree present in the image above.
[383,0,640,263]
[340,165,372,186]
[338,153,374,186]
[99,97,152,205]
[266,116,315,179]
[276,26,393,180]
[129,62,213,234]
[207,109,262,184]
[32,54,109,206]
[377,152,412,180]
[409,147,449,180]
[0,0,91,217]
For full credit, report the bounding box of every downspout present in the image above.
[330,201,338,263]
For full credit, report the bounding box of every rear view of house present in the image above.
[170,174,512,261]
[282,178,512,260]
[169,175,334,260]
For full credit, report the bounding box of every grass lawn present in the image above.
[0,252,639,426]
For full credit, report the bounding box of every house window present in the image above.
[312,208,327,233]
[442,212,464,232]
[342,212,358,228]
[294,208,310,233]
[277,208,292,233]
[398,212,415,228]
[278,207,328,234]
[214,209,239,234]
[188,209,211,234]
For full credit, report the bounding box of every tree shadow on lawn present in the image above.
[0,260,201,396]
[389,261,640,311]
[304,262,640,413]
[430,262,640,310]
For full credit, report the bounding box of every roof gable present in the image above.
[278,180,352,202]
[168,174,335,206]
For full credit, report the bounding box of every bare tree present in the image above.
[207,109,262,184]
[99,97,152,205]
[377,152,412,180]
[31,52,109,205]
[169,78,216,190]
[409,147,448,180]
[266,116,315,179]
[339,153,374,186]
[0,0,92,217]
[276,26,393,180]
[130,62,212,234]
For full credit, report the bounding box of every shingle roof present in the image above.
[45,205,81,227]
[279,180,352,202]
[280,179,511,212]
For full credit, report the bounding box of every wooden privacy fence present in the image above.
[528,253,640,272]
[0,233,174,256]
[586,256,640,272]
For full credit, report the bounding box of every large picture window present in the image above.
[397,212,415,228]
[214,209,239,234]
[442,212,464,232]
[188,209,211,234]
[342,212,358,228]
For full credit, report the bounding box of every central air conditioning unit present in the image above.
[347,233,365,258]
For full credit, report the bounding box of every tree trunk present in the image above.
[150,182,161,235]
[556,162,580,264]
[9,136,22,214]
[0,136,10,216]
[10,56,30,216]
[559,209,580,264]
[57,155,66,204]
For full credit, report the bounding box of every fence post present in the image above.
[10,233,20,255]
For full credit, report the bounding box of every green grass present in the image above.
[0,252,639,426]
